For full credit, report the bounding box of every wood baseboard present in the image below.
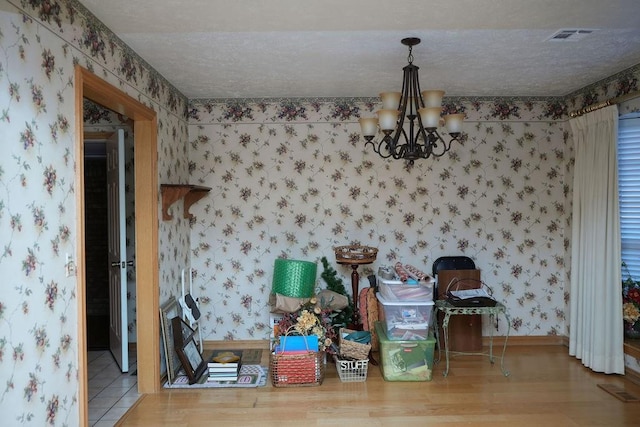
[481,335,566,347]
[203,340,271,350]
[202,336,564,352]
[202,335,632,353]
[625,366,640,386]
[624,341,640,360]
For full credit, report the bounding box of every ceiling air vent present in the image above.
[547,29,597,42]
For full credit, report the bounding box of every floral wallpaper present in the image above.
[186,66,640,368]
[1,0,640,425]
[187,99,569,342]
[0,0,189,425]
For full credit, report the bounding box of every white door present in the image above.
[107,129,128,372]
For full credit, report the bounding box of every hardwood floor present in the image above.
[117,344,640,426]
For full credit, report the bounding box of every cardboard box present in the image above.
[375,321,435,381]
[436,269,482,352]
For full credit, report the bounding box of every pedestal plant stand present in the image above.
[334,245,378,330]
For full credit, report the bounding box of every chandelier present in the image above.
[359,37,464,164]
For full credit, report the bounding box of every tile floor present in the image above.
[88,350,141,426]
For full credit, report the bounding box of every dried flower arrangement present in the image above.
[274,297,338,354]
[623,262,640,338]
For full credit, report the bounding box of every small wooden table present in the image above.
[336,258,373,330]
[334,245,377,330]
[435,300,510,377]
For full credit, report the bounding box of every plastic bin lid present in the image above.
[376,293,434,306]
[376,276,404,285]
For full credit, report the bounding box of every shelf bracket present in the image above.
[161,184,211,220]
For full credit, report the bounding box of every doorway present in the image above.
[83,129,136,359]
[75,66,160,426]
[83,140,110,351]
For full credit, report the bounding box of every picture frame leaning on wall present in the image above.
[172,316,208,384]
[160,296,182,384]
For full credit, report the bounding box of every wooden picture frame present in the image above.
[172,317,208,384]
[160,296,182,384]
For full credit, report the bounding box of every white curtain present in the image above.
[569,105,624,374]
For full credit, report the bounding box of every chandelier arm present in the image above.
[374,134,395,159]
[409,64,423,110]
[393,66,411,149]
[394,144,407,160]
[427,129,454,158]
[390,118,405,152]
[414,127,432,158]
[413,85,428,138]
[364,139,378,157]
[397,126,411,155]
[414,118,429,155]
[408,64,422,156]
[384,133,401,158]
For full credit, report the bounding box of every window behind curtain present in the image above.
[618,116,640,280]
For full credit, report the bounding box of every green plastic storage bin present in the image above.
[374,321,435,381]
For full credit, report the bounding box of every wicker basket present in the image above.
[334,356,369,382]
[270,350,325,387]
[334,245,378,264]
[339,328,372,360]
[271,258,317,298]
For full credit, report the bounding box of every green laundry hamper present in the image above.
[271,258,317,298]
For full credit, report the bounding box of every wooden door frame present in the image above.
[75,66,160,426]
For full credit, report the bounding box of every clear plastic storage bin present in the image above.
[378,276,434,302]
[376,293,434,340]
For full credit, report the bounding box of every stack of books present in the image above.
[207,350,242,382]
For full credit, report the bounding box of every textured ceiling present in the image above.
[78,0,640,100]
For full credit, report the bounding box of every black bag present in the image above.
[446,291,497,307]
[445,277,497,307]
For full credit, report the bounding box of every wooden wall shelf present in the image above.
[161,184,211,220]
